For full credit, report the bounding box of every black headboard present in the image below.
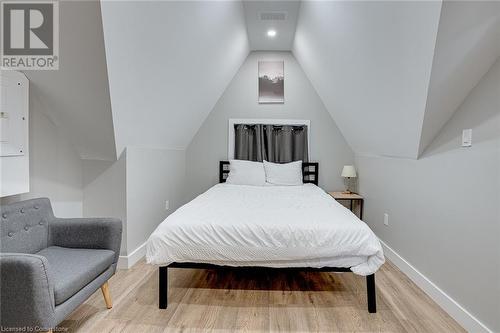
[219,161,319,186]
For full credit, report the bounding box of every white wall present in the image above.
[82,146,186,263]
[1,98,83,217]
[356,59,500,332]
[185,51,354,200]
[82,152,127,255]
[126,147,186,256]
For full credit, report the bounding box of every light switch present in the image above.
[462,129,472,147]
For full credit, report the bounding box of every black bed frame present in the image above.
[158,161,376,313]
[219,160,319,185]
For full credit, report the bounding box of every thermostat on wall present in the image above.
[0,112,9,143]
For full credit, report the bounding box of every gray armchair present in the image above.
[1,198,122,332]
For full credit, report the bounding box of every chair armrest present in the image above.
[0,253,55,329]
[49,217,122,263]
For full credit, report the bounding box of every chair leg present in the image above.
[101,281,113,309]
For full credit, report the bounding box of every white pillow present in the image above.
[226,160,266,186]
[263,160,303,186]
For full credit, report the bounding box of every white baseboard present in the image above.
[380,240,492,333]
[117,241,146,269]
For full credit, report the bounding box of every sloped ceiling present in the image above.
[100,1,249,156]
[418,0,500,156]
[293,1,442,159]
[25,0,116,161]
[243,1,300,51]
[35,1,496,162]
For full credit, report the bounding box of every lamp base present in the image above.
[342,190,352,194]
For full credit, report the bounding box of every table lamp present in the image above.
[341,165,357,194]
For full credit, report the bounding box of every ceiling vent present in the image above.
[259,11,287,21]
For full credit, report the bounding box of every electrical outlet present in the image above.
[165,200,169,211]
[383,213,389,226]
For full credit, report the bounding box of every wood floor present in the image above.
[60,259,465,332]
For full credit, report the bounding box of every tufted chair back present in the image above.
[0,198,54,254]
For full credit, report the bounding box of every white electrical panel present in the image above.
[0,70,29,197]
[0,72,28,156]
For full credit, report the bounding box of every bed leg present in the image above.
[366,273,376,313]
[159,266,168,309]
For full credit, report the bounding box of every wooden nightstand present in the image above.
[328,192,364,220]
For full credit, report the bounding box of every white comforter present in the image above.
[146,183,385,275]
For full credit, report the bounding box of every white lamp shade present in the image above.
[341,165,357,178]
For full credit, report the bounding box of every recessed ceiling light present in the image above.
[267,29,277,37]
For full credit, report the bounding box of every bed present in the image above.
[146,162,385,313]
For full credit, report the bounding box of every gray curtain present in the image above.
[234,124,308,162]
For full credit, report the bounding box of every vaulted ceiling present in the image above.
[293,1,442,159]
[292,0,499,158]
[27,0,499,161]
[418,0,500,155]
[243,1,300,51]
